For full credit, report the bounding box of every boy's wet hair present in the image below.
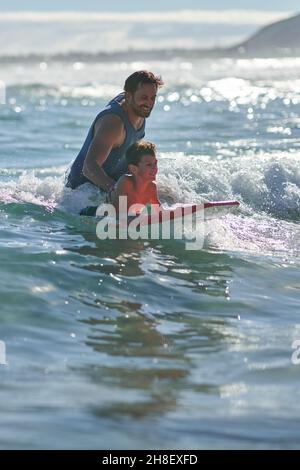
[126,141,156,166]
[124,71,163,94]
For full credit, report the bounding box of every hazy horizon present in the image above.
[0,9,296,57]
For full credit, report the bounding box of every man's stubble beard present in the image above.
[131,98,153,118]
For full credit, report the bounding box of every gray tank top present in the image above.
[66,93,146,189]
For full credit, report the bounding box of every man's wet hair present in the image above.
[126,141,156,167]
[124,71,164,94]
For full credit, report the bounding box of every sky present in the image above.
[0,0,299,11]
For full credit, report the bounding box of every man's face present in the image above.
[127,83,157,118]
[135,154,158,181]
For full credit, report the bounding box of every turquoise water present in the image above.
[0,58,300,449]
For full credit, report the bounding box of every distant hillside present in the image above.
[228,13,300,56]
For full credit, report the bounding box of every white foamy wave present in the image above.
[0,169,107,215]
[59,183,106,215]
[1,149,299,220]
[0,171,64,208]
[157,151,300,218]
[203,214,300,256]
[0,165,298,257]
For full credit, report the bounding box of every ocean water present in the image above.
[0,54,300,449]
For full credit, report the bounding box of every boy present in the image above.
[108,141,161,216]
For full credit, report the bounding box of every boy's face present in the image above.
[131,154,158,181]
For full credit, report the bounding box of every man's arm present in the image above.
[82,114,125,191]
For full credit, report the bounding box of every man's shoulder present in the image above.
[94,112,124,134]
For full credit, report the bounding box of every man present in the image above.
[66,70,163,193]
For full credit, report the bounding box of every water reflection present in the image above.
[63,230,240,419]
[75,307,242,419]
[66,231,234,300]
[81,314,187,418]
